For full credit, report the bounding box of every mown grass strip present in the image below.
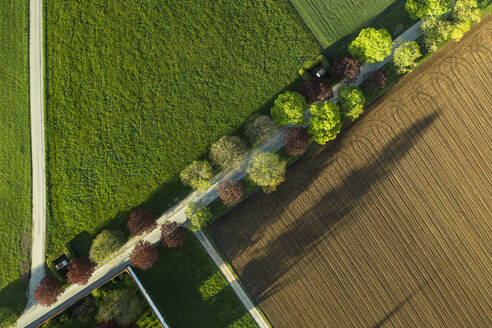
[0,0,31,317]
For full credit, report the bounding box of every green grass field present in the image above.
[0,0,31,317]
[44,0,320,255]
[290,0,415,51]
[134,237,257,328]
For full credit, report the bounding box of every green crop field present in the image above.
[290,0,415,50]
[44,0,320,255]
[134,236,257,328]
[0,0,31,317]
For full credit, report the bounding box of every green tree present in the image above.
[308,102,342,145]
[96,288,145,326]
[405,0,451,19]
[348,28,393,63]
[180,161,214,192]
[185,203,212,231]
[209,136,248,170]
[270,91,307,126]
[246,152,287,193]
[393,41,422,74]
[89,230,125,264]
[422,0,480,52]
[338,86,366,121]
[244,115,278,146]
[451,0,481,24]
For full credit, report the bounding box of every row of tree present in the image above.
[34,212,187,307]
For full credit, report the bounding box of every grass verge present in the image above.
[134,236,257,328]
[0,0,31,318]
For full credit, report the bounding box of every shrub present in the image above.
[451,0,480,24]
[127,208,157,236]
[180,160,214,192]
[364,70,388,91]
[394,41,422,74]
[405,0,452,20]
[282,127,310,156]
[0,307,17,328]
[348,28,393,63]
[422,16,453,52]
[185,203,212,231]
[244,115,278,146]
[270,91,307,126]
[96,321,122,328]
[297,77,333,103]
[308,102,342,145]
[217,180,244,206]
[209,135,248,170]
[160,222,187,248]
[96,288,145,325]
[338,86,366,121]
[130,240,159,270]
[331,56,361,82]
[34,276,63,307]
[89,230,126,264]
[69,295,95,318]
[67,257,94,285]
[246,152,287,193]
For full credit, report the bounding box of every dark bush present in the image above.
[130,241,159,270]
[161,222,187,248]
[34,276,63,307]
[69,295,95,318]
[283,127,310,156]
[96,321,122,328]
[96,288,145,325]
[297,77,333,103]
[331,56,361,81]
[127,209,157,236]
[67,257,94,285]
[217,180,244,206]
[364,70,388,91]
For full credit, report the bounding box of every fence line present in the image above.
[127,267,171,328]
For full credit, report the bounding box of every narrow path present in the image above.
[194,231,271,328]
[17,19,423,327]
[26,0,46,308]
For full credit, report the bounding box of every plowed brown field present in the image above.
[208,16,492,328]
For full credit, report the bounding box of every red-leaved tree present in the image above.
[217,180,244,206]
[67,257,94,285]
[283,127,310,156]
[161,222,187,248]
[332,56,361,82]
[364,70,388,91]
[297,77,333,103]
[130,240,159,270]
[34,276,63,307]
[127,209,157,236]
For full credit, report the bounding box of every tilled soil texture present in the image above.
[208,16,492,328]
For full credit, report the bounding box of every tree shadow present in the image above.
[209,111,439,306]
[0,278,27,314]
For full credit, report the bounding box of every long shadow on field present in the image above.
[210,111,439,305]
